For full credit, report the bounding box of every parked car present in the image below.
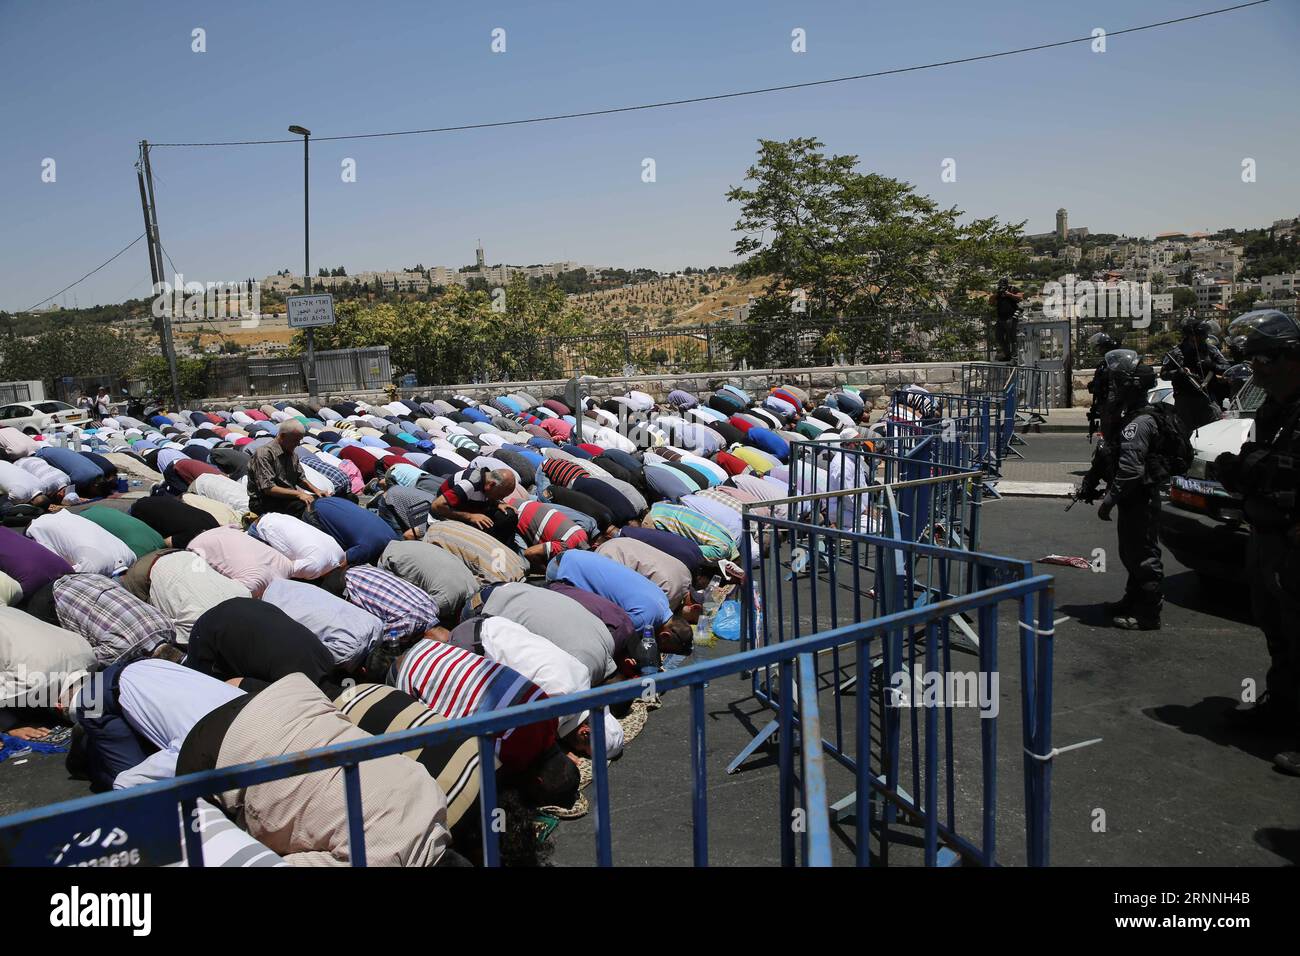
[0,400,92,433]
[1158,378,1267,584]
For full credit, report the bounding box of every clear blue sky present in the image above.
[1,0,1296,312]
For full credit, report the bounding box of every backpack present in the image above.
[1136,403,1193,483]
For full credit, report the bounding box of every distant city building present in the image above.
[1028,207,1088,241]
[1260,272,1300,299]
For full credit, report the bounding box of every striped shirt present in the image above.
[344,565,438,641]
[516,500,588,558]
[335,683,483,836]
[540,457,589,487]
[438,465,491,509]
[393,638,555,773]
[52,573,174,667]
[422,519,527,585]
[645,502,737,563]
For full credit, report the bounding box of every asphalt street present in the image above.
[551,432,1300,866]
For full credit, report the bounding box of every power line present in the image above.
[149,1,1269,148]
[19,234,147,313]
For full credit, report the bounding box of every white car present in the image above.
[0,400,92,434]
[1159,378,1266,585]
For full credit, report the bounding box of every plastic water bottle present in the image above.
[701,575,723,614]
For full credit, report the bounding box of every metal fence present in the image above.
[0,531,1052,868]
[203,347,392,398]
[735,483,1056,865]
[1073,305,1297,362]
[0,381,38,404]
[411,314,1000,385]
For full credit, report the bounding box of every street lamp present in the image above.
[288,125,316,397]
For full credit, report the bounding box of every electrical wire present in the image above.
[148,2,1270,148]
[19,234,147,313]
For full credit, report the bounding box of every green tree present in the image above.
[296,277,621,385]
[728,138,1026,317]
[722,137,1024,365]
[0,326,145,389]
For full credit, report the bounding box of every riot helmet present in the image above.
[1225,309,1300,359]
[1088,331,1119,354]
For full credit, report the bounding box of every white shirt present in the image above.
[299,463,336,495]
[0,460,45,502]
[478,617,622,756]
[27,510,135,576]
[189,472,250,514]
[15,457,72,496]
[252,512,345,579]
[113,658,245,787]
[0,427,38,458]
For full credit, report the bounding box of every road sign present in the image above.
[286,293,336,329]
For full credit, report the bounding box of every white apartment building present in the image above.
[1260,272,1300,299]
[1195,278,1235,309]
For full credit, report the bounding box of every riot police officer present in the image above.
[1215,309,1300,775]
[1085,332,1120,438]
[1095,350,1166,630]
[1161,317,1228,431]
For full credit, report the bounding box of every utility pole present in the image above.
[138,140,182,410]
[288,125,315,397]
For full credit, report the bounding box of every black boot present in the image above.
[1111,597,1159,630]
[1224,692,1287,735]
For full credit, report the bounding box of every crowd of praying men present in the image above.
[0,379,871,866]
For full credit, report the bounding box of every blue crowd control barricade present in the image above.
[785,438,983,556]
[0,556,1051,867]
[733,483,1056,866]
[0,648,837,868]
[960,362,1055,457]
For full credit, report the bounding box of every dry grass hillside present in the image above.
[568,273,771,327]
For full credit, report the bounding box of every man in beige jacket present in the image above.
[179,673,453,866]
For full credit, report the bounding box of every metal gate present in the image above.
[1018,319,1073,408]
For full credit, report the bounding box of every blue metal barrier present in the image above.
[0,636,838,868]
[0,546,1052,868]
[731,484,1056,866]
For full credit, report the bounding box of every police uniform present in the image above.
[1163,336,1227,431]
[1237,393,1300,725]
[1107,408,1164,622]
[1086,361,1109,432]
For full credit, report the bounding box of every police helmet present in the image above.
[1088,331,1119,353]
[1225,309,1300,359]
[1223,363,1252,383]
[1103,349,1140,374]
[1105,349,1155,393]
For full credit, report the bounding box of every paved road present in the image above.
[553,433,1299,866]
